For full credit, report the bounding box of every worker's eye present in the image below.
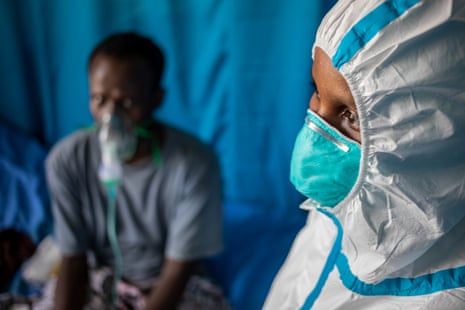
[341,109,359,130]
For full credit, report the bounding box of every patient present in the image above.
[41,32,229,310]
[265,0,465,309]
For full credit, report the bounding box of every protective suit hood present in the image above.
[314,0,465,283]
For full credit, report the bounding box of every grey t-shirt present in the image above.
[46,125,223,282]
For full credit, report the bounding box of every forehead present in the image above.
[313,48,347,86]
[89,55,153,89]
[312,47,355,108]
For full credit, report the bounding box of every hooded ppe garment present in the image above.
[264,0,465,309]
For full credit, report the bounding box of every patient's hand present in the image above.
[0,228,36,289]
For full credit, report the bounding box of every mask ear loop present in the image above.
[135,126,163,167]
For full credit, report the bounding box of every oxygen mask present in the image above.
[98,111,137,182]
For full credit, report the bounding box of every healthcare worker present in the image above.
[264,0,465,309]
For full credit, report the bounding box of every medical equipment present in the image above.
[98,111,129,310]
[290,109,360,207]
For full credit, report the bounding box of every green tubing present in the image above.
[103,179,122,310]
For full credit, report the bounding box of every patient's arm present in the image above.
[144,258,196,310]
[55,254,89,310]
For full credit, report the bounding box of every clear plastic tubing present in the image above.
[103,178,122,310]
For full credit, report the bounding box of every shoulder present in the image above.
[46,130,96,171]
[163,125,218,164]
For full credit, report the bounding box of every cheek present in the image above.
[89,103,99,121]
[128,107,152,124]
[340,121,361,143]
[89,101,106,122]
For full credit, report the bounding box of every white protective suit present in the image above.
[264,0,465,309]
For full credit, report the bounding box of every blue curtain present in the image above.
[0,0,336,308]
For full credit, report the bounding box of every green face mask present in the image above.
[290,110,361,207]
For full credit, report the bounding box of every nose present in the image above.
[102,97,127,115]
[104,100,117,114]
[309,93,320,113]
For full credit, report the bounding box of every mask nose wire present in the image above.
[305,117,350,152]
